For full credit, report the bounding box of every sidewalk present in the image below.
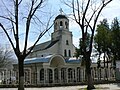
[0,83,120,90]
[26,83,120,90]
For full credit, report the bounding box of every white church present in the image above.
[0,12,115,85]
[17,13,83,85]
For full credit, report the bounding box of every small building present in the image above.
[0,68,16,84]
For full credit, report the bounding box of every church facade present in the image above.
[27,13,76,59]
[13,13,115,85]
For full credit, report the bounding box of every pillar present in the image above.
[44,68,47,84]
[74,68,77,83]
[52,68,54,84]
[66,68,68,83]
[59,68,61,84]
[80,68,83,82]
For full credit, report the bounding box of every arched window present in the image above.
[61,68,66,82]
[24,71,27,83]
[69,50,71,57]
[64,49,67,57]
[65,21,68,29]
[60,21,63,26]
[66,40,69,45]
[24,69,30,84]
[40,69,44,82]
[48,69,53,83]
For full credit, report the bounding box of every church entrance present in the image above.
[50,55,65,67]
[50,55,65,84]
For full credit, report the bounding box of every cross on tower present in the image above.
[59,8,63,15]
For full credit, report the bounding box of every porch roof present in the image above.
[24,55,52,64]
[65,59,81,63]
[24,56,81,64]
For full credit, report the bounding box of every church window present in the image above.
[60,21,63,26]
[24,69,30,84]
[61,68,66,82]
[24,71,27,83]
[65,21,68,29]
[54,68,59,83]
[64,49,67,57]
[68,68,73,82]
[48,69,53,83]
[69,50,71,57]
[40,69,44,81]
[66,40,69,45]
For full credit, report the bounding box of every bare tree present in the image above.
[0,0,53,90]
[64,0,112,89]
[0,46,14,68]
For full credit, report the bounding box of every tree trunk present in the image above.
[18,58,24,90]
[100,68,101,80]
[87,73,95,90]
[85,52,95,90]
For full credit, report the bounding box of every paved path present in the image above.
[0,83,120,90]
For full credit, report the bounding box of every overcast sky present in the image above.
[0,0,120,49]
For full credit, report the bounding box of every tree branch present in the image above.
[26,23,53,56]
[0,23,15,51]
[33,15,46,26]
[15,0,20,54]
[89,0,112,53]
[10,17,16,42]
[82,0,90,27]
[18,0,22,5]
[72,0,77,23]
[1,0,15,17]
[0,16,16,23]
[77,0,81,24]
[23,0,35,55]
[23,0,43,55]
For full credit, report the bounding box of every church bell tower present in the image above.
[51,9,75,58]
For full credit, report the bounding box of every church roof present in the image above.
[24,58,49,64]
[44,40,59,49]
[55,15,68,20]
[24,56,81,64]
[65,58,81,63]
[24,55,52,64]
[30,40,59,52]
[65,59,80,63]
